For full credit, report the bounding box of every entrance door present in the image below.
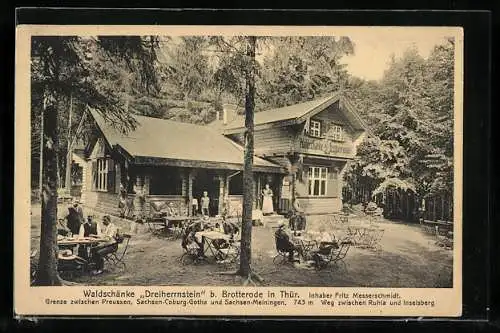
[192,170,220,216]
[261,174,280,214]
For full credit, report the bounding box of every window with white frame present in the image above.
[96,158,108,191]
[308,166,328,196]
[309,120,321,137]
[328,124,344,141]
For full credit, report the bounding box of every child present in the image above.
[191,197,199,216]
[201,191,210,217]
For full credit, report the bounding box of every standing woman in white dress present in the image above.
[262,184,274,215]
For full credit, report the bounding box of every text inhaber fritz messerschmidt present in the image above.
[43,289,437,308]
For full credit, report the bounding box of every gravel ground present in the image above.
[30,204,453,287]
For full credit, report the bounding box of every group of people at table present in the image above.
[57,200,121,275]
[274,218,341,266]
[181,216,240,261]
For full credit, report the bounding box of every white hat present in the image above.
[58,249,77,260]
[277,220,286,228]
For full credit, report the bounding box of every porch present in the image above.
[120,165,286,220]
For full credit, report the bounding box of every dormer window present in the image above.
[309,120,321,138]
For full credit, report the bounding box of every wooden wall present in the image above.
[80,160,91,205]
[297,197,343,215]
[229,126,295,155]
[83,191,121,216]
[146,195,188,217]
[310,101,356,136]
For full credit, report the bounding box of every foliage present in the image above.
[257,36,355,109]
[344,39,455,199]
[31,34,454,207]
[31,35,161,285]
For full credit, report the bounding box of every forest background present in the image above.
[30,35,455,210]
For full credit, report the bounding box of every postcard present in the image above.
[15,24,463,317]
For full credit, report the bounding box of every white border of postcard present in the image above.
[15,25,463,317]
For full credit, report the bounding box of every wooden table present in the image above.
[195,231,232,258]
[58,236,106,246]
[291,235,318,261]
[164,216,193,238]
[57,236,108,259]
[166,216,193,225]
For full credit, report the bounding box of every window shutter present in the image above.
[107,158,115,193]
[91,160,97,191]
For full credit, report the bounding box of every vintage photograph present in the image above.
[27,28,458,292]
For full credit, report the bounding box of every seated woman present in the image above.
[307,228,341,269]
[210,220,240,251]
[274,221,303,262]
[57,218,71,236]
[311,227,339,257]
[88,215,119,275]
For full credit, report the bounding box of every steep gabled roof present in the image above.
[222,93,368,134]
[88,109,284,173]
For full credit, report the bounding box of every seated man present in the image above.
[223,220,240,239]
[89,215,119,275]
[166,202,179,217]
[78,215,102,238]
[210,220,240,251]
[274,221,303,262]
[181,220,204,258]
[77,215,101,259]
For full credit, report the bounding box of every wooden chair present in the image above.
[179,223,205,265]
[434,226,453,250]
[313,240,353,272]
[273,234,299,265]
[357,227,384,251]
[145,217,167,236]
[179,242,203,265]
[102,233,132,270]
[214,239,241,267]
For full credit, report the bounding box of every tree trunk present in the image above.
[65,94,73,191]
[35,102,62,286]
[38,93,45,200]
[239,36,256,277]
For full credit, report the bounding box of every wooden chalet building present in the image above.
[78,109,285,219]
[212,93,368,215]
[77,93,367,218]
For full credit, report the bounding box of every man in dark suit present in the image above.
[66,200,84,235]
[275,221,302,262]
